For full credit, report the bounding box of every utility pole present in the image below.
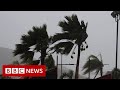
[61,54,62,76]
[88,58,90,79]
[111,11,120,79]
[56,55,58,79]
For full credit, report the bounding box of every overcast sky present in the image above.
[0,11,120,77]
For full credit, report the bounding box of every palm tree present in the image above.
[44,54,55,70]
[13,24,51,65]
[82,54,106,79]
[50,14,88,79]
[60,70,74,79]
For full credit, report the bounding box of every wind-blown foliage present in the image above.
[50,41,74,55]
[13,24,50,65]
[82,55,104,76]
[50,14,88,79]
[51,15,88,45]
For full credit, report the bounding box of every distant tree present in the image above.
[60,70,74,79]
[82,54,104,79]
[50,14,88,79]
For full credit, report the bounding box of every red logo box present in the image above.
[2,65,46,77]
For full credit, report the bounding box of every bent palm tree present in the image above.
[82,54,105,79]
[50,14,88,79]
[13,24,50,65]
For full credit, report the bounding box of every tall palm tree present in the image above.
[13,24,51,65]
[82,54,105,79]
[50,14,88,79]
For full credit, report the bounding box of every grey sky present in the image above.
[0,11,120,77]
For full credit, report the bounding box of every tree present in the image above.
[82,54,104,79]
[50,14,88,79]
[60,70,74,79]
[12,60,20,65]
[27,60,40,65]
[44,54,55,70]
[13,24,51,65]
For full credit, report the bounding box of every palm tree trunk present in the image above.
[94,70,99,79]
[100,68,103,77]
[99,53,103,77]
[41,48,47,65]
[75,45,81,79]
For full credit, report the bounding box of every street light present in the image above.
[111,11,120,79]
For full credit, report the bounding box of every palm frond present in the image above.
[13,24,50,66]
[21,24,49,47]
[50,41,74,55]
[59,14,81,33]
[13,44,30,56]
[18,51,34,64]
[87,55,99,60]
[57,14,88,47]
[75,31,88,45]
[51,33,72,44]
[20,51,34,60]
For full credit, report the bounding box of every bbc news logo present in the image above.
[2,65,46,77]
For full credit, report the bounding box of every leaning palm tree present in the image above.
[82,54,105,79]
[50,14,88,79]
[13,24,50,65]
